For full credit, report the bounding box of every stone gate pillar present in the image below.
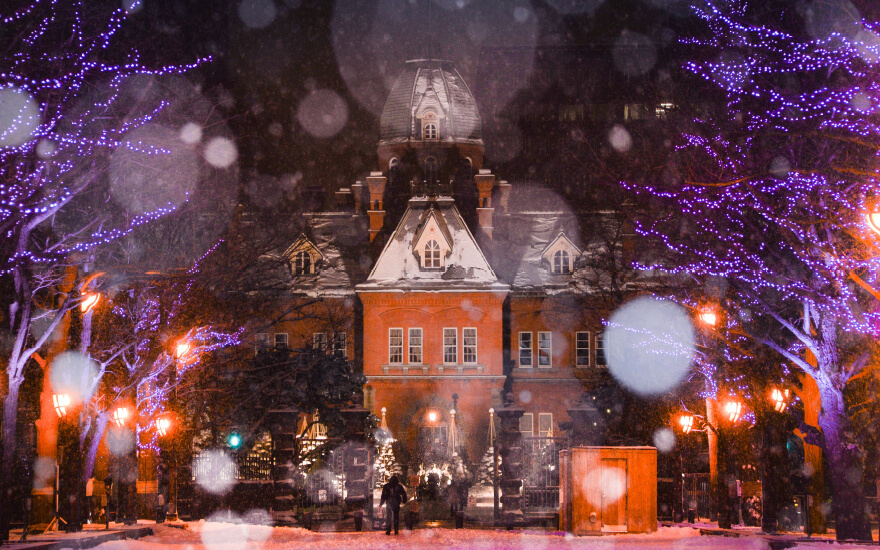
[494,392,525,528]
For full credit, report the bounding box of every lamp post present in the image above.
[44,394,72,533]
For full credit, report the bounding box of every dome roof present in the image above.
[379,59,482,145]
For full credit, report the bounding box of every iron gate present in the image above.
[521,437,567,511]
[682,473,711,520]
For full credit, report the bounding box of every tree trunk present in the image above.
[81,413,110,488]
[0,379,22,541]
[815,374,872,541]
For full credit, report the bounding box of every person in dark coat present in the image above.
[379,475,408,535]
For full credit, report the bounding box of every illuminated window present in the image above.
[389,328,403,364]
[425,239,441,268]
[463,328,477,364]
[553,250,570,274]
[424,123,437,139]
[518,332,533,367]
[538,332,552,367]
[409,328,423,364]
[443,328,457,364]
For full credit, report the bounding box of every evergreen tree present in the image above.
[477,446,499,487]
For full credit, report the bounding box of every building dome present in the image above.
[379,59,483,146]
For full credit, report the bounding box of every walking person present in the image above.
[380,475,407,535]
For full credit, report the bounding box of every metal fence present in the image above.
[521,436,567,512]
[682,473,711,520]
[191,452,273,482]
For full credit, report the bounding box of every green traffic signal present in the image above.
[227,432,242,449]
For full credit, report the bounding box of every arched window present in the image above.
[425,239,441,268]
[294,251,312,275]
[424,123,437,140]
[553,250,570,274]
[389,157,400,169]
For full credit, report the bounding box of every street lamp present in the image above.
[80,292,101,313]
[53,394,71,418]
[724,399,742,423]
[156,416,172,437]
[678,414,695,435]
[770,388,789,413]
[698,309,718,326]
[427,410,438,423]
[866,211,880,236]
[175,341,191,359]
[112,407,129,428]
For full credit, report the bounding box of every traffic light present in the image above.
[227,432,242,449]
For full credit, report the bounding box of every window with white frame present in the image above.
[538,331,552,367]
[576,331,590,367]
[463,328,477,363]
[333,332,347,356]
[553,250,570,274]
[424,123,437,140]
[538,413,554,437]
[596,332,607,367]
[519,413,534,436]
[389,328,403,364]
[443,328,457,364]
[313,332,327,351]
[275,333,289,349]
[409,328,423,364]
[425,239,441,268]
[294,251,312,275]
[519,332,533,367]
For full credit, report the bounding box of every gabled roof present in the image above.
[283,234,325,262]
[540,231,582,260]
[359,197,507,291]
[412,207,454,255]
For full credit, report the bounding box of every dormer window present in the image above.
[284,234,323,277]
[424,123,437,140]
[412,208,452,270]
[425,240,441,268]
[541,232,581,276]
[294,251,313,275]
[418,110,442,140]
[553,250,570,274]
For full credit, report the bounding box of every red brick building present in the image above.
[265,59,608,465]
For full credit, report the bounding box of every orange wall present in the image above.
[360,290,506,460]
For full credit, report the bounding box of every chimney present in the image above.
[335,188,353,212]
[497,180,512,214]
[475,169,495,240]
[367,171,387,242]
[351,180,364,214]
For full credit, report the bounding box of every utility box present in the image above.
[560,446,657,535]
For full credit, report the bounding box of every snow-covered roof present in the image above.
[262,213,368,297]
[359,197,507,291]
[379,59,483,144]
[490,212,584,291]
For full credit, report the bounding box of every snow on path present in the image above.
[91,522,778,550]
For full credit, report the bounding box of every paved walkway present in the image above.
[2,523,154,550]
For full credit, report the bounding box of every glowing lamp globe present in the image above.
[175,341,191,359]
[156,417,171,437]
[53,393,71,418]
[80,293,100,313]
[724,400,742,423]
[427,411,438,423]
[678,414,695,434]
[112,406,130,427]
[227,433,242,449]
[770,388,789,413]
[867,212,880,236]
[698,310,717,326]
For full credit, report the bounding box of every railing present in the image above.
[521,436,568,512]
[190,453,273,481]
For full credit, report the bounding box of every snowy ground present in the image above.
[88,521,879,550]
